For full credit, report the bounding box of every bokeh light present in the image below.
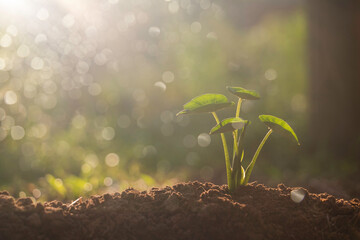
[0,0,309,200]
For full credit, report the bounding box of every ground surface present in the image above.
[0,181,359,240]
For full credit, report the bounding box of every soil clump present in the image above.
[0,181,359,240]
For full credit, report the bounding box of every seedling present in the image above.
[177,86,299,192]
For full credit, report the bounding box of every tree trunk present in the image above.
[307,0,360,162]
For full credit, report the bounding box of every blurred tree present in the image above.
[307,0,360,166]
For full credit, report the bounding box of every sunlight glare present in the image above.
[0,0,35,15]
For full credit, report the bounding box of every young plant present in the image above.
[177,87,299,192]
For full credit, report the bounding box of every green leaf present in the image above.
[176,94,234,116]
[259,115,300,145]
[210,117,248,135]
[239,165,245,185]
[227,86,260,100]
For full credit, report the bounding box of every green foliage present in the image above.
[178,86,299,192]
[227,86,260,100]
[259,115,300,145]
[176,94,234,116]
[210,117,248,135]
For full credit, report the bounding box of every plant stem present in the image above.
[232,131,239,188]
[235,98,242,118]
[232,132,239,162]
[233,98,242,142]
[244,129,273,184]
[232,98,243,170]
[212,112,233,192]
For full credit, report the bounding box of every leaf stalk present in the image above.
[212,112,233,192]
[244,129,273,184]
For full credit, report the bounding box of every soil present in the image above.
[0,181,359,240]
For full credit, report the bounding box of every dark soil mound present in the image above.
[0,181,359,240]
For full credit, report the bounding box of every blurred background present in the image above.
[0,0,359,201]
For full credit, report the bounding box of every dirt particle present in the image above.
[45,207,63,214]
[35,202,44,212]
[15,197,36,211]
[277,183,287,190]
[326,196,336,205]
[121,188,140,200]
[0,195,15,207]
[164,192,182,212]
[0,190,10,196]
[16,197,33,206]
[26,213,42,228]
[200,188,230,201]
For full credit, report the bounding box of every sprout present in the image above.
[176,86,299,193]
